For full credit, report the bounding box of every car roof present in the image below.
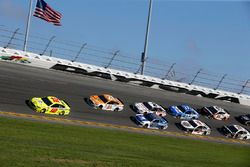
[233,125,248,132]
[102,94,122,104]
[146,112,161,120]
[47,96,64,105]
[180,105,196,112]
[147,102,161,108]
[212,106,227,113]
[192,120,206,126]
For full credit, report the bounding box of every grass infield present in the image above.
[0,117,249,167]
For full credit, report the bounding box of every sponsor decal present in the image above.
[0,55,31,64]
[51,64,246,105]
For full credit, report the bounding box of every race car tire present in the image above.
[99,105,103,109]
[143,124,149,128]
[203,132,207,135]
[41,109,46,113]
[114,108,119,112]
[243,137,247,140]
[59,111,65,116]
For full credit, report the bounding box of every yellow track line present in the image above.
[0,111,248,145]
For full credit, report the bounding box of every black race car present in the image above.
[237,114,250,126]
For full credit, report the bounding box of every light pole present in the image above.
[140,0,153,75]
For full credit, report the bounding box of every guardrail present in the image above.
[1,46,250,107]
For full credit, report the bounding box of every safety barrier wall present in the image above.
[1,46,250,107]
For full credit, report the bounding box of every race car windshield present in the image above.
[189,120,197,127]
[207,107,217,114]
[145,113,158,121]
[177,106,186,112]
[42,97,52,106]
[143,102,153,110]
[228,126,238,133]
[98,95,108,103]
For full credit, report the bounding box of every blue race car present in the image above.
[135,113,168,129]
[168,105,199,119]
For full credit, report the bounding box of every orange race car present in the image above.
[88,94,124,112]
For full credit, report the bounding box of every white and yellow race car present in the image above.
[88,94,124,112]
[29,96,70,115]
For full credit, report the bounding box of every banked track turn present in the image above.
[0,61,249,145]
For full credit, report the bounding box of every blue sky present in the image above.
[0,0,250,82]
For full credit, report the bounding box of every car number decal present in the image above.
[50,108,58,113]
[51,97,60,103]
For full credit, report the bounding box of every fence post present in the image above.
[71,43,87,62]
[214,74,227,90]
[189,68,202,85]
[134,64,142,74]
[163,63,176,80]
[40,36,56,56]
[105,50,120,68]
[4,28,20,48]
[238,79,250,94]
[49,50,53,57]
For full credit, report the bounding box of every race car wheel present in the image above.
[114,108,119,112]
[243,137,247,140]
[59,111,65,116]
[143,124,149,128]
[41,109,46,113]
[99,105,103,109]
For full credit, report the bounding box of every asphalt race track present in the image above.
[0,61,250,143]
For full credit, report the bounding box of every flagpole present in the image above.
[23,0,33,52]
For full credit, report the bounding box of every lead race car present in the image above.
[180,119,211,135]
[133,102,166,117]
[135,112,168,129]
[221,124,250,140]
[88,94,124,112]
[200,106,230,120]
[168,105,199,119]
[29,96,70,115]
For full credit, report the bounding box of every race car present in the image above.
[168,105,199,119]
[237,114,250,126]
[221,124,250,140]
[135,113,168,129]
[200,106,230,120]
[88,94,124,111]
[29,96,70,115]
[133,102,166,116]
[180,119,211,135]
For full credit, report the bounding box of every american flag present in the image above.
[33,0,62,26]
